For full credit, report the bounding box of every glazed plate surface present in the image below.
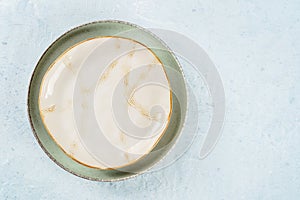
[28,21,187,181]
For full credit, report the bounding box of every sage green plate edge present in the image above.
[27,20,188,182]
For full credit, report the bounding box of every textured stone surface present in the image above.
[0,0,300,199]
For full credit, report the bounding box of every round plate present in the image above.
[28,20,187,181]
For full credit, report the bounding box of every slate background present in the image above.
[0,0,299,199]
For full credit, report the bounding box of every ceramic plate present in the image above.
[28,20,187,181]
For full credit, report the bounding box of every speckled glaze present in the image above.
[28,20,187,181]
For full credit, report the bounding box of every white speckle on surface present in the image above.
[0,0,300,199]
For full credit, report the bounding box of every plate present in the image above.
[28,20,187,181]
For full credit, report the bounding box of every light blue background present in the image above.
[0,0,299,199]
